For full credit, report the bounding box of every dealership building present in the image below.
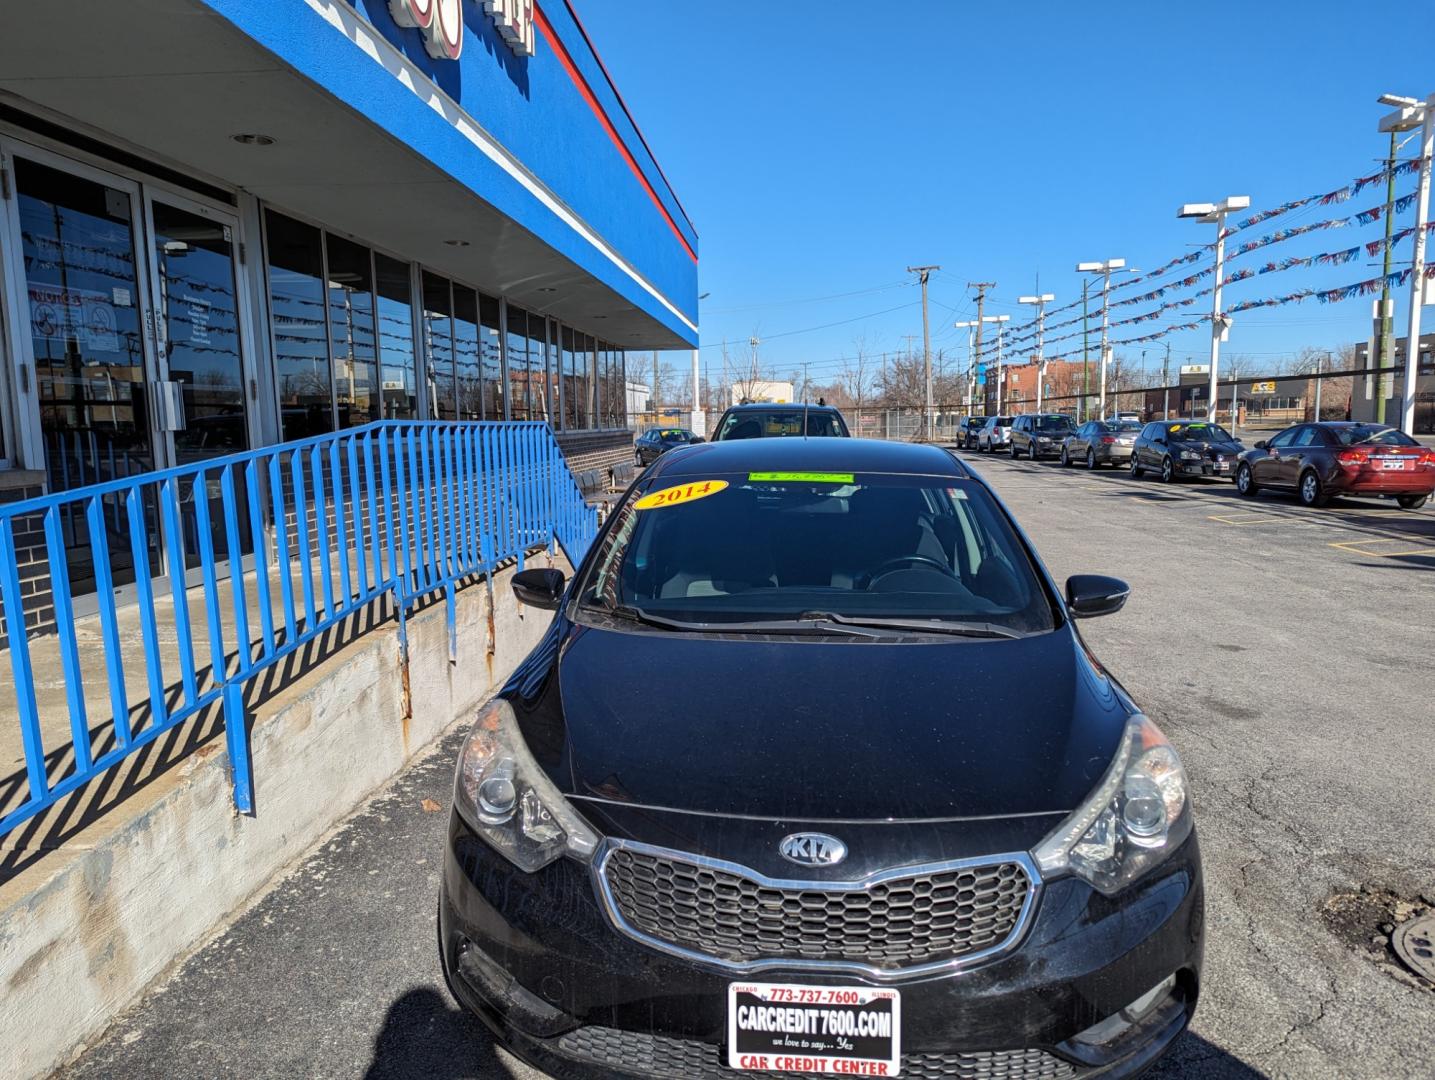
[0,0,697,515]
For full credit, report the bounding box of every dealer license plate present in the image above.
[728,982,901,1075]
[1380,458,1407,470]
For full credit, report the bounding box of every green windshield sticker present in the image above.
[748,471,855,483]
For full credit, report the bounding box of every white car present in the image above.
[976,415,1014,452]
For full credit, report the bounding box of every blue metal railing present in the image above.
[0,420,599,835]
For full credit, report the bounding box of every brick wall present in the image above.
[557,429,634,491]
[0,473,55,639]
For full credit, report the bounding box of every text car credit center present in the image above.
[438,438,1204,1079]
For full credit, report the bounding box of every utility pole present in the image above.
[1179,195,1251,422]
[1162,342,1172,420]
[968,282,995,413]
[1375,130,1400,425]
[1019,292,1055,413]
[908,266,940,440]
[652,351,660,422]
[1376,92,1433,435]
[800,361,811,402]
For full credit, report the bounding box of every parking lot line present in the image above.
[1328,536,1435,557]
[1207,513,1275,526]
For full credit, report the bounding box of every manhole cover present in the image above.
[1393,915,1435,982]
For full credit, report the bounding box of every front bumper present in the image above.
[439,820,1204,1080]
[1173,458,1232,478]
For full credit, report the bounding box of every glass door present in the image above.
[144,193,255,583]
[7,148,163,599]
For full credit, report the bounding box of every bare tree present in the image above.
[839,338,873,412]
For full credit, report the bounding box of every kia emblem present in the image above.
[779,833,847,867]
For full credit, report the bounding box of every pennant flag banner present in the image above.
[1227,157,1426,234]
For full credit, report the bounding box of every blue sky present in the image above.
[578,0,1432,391]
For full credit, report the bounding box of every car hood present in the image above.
[548,623,1129,821]
[1176,440,1243,456]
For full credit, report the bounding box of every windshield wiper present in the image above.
[794,611,1024,639]
[592,601,882,636]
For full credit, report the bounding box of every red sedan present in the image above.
[1235,422,1435,509]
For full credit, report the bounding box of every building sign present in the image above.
[1250,381,1276,394]
[388,0,535,61]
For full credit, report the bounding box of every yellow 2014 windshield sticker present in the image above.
[632,479,729,510]
[748,471,854,483]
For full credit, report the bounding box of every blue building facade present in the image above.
[0,0,696,509]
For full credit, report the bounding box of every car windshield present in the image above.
[1106,420,1141,433]
[1332,425,1417,447]
[581,473,1054,635]
[994,417,1014,427]
[1168,423,1232,442]
[717,410,845,439]
[1035,416,1072,432]
[657,430,693,444]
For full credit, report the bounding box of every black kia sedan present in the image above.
[439,438,1203,1080]
[1130,420,1244,483]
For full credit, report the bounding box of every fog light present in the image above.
[1073,974,1177,1046]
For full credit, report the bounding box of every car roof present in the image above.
[721,402,843,413]
[650,436,969,479]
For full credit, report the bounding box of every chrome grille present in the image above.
[557,1027,1081,1079]
[600,845,1032,973]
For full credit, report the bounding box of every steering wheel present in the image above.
[867,554,954,586]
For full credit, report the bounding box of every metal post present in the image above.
[1080,280,1090,424]
[1208,212,1228,420]
[1376,131,1399,425]
[690,348,703,435]
[1314,353,1324,420]
[1098,268,1113,420]
[1162,342,1171,420]
[1400,97,1433,435]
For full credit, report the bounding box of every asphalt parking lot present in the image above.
[61,447,1435,1080]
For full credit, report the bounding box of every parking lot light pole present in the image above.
[1378,92,1434,435]
[1178,195,1251,423]
[1077,260,1126,420]
[1019,293,1055,413]
[979,315,1009,413]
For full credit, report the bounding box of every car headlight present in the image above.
[1032,715,1191,894]
[453,698,599,872]
[1180,451,1201,460]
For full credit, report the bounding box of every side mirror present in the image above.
[690,436,705,444]
[512,567,566,610]
[1254,440,1267,450]
[1065,574,1130,619]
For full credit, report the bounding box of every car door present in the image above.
[1074,422,1095,456]
[1258,427,1300,486]
[1279,426,1321,487]
[1139,424,1163,468]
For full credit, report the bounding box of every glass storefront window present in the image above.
[579,333,595,428]
[154,202,248,454]
[453,285,481,420]
[561,326,579,429]
[374,253,416,419]
[326,234,378,428]
[480,294,504,421]
[266,210,332,439]
[536,317,559,426]
[505,305,529,421]
[423,272,455,420]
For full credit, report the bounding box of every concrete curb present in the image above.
[0,559,562,1080]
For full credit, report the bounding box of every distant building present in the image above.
[730,380,794,405]
[1351,331,1434,433]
